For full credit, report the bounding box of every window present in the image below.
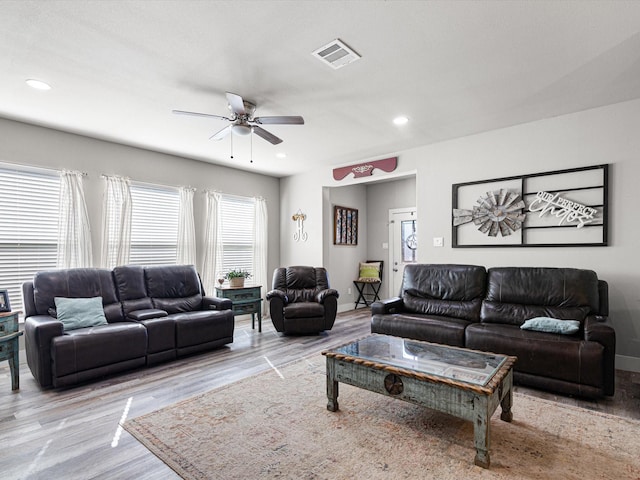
[217,195,255,277]
[0,164,60,309]
[129,182,180,265]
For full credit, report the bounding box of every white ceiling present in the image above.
[2,1,640,178]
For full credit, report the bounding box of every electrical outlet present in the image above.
[433,237,444,247]
[347,287,352,295]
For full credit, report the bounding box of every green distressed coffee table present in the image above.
[322,334,516,468]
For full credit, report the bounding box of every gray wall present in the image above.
[366,177,416,300]
[280,98,640,371]
[0,117,281,294]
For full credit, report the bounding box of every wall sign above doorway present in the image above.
[333,157,397,181]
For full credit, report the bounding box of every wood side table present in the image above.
[0,311,22,390]
[215,285,263,332]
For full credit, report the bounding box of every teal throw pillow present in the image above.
[54,296,108,332]
[520,317,580,335]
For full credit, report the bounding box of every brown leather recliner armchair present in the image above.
[266,266,339,334]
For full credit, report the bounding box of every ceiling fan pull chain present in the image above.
[230,133,234,159]
[250,133,253,163]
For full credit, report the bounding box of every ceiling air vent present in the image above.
[312,39,361,70]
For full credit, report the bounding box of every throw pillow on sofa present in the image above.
[54,296,108,332]
[520,317,580,335]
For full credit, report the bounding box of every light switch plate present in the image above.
[433,237,444,247]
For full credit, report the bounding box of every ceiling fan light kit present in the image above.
[173,91,304,146]
[232,124,252,136]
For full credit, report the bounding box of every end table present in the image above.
[0,311,22,390]
[215,285,263,332]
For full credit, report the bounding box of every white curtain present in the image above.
[101,175,132,268]
[57,170,93,268]
[177,186,196,265]
[252,196,268,308]
[202,191,222,294]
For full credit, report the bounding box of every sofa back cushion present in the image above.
[481,267,599,326]
[144,265,203,313]
[400,264,486,322]
[32,268,124,322]
[271,266,330,303]
[113,265,154,315]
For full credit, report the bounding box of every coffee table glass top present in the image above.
[329,335,508,386]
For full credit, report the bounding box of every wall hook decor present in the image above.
[292,209,308,242]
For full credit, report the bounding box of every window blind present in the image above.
[0,164,60,309]
[129,182,180,265]
[218,195,255,276]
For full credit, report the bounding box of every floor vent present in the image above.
[312,39,361,70]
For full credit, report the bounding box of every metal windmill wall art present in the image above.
[453,188,526,237]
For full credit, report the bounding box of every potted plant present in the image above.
[226,269,251,288]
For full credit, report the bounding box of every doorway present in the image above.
[388,207,417,296]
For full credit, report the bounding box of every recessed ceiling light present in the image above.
[26,79,52,91]
[393,116,409,126]
[276,153,287,159]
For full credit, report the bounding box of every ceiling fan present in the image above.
[173,92,304,145]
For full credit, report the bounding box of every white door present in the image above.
[388,208,417,297]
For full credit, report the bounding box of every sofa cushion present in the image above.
[400,264,486,322]
[481,267,599,326]
[113,265,154,315]
[521,317,580,335]
[284,302,325,319]
[371,313,470,347]
[55,296,108,331]
[465,323,604,389]
[33,268,124,322]
[170,310,234,349]
[145,265,203,313]
[51,322,147,377]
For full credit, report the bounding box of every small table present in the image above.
[215,285,263,332]
[0,311,22,391]
[323,334,516,468]
[353,279,382,308]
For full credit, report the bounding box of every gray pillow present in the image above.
[54,296,108,332]
[520,317,580,335]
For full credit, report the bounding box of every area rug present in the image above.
[124,358,640,480]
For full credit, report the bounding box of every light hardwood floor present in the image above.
[1,309,638,479]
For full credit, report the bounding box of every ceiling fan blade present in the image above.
[172,109,230,121]
[253,115,304,125]
[210,125,232,141]
[253,126,283,145]
[226,92,246,115]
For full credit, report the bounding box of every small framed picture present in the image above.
[0,290,10,312]
[333,205,358,246]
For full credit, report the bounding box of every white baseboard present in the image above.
[616,354,640,373]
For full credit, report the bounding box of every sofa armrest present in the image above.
[202,296,232,311]
[267,292,286,332]
[127,309,168,321]
[316,288,339,304]
[584,315,616,396]
[24,315,64,388]
[266,289,288,304]
[371,297,404,315]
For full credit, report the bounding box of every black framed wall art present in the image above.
[333,205,358,245]
[452,164,608,248]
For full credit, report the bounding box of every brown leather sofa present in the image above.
[23,264,234,388]
[266,266,339,334]
[371,264,615,398]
